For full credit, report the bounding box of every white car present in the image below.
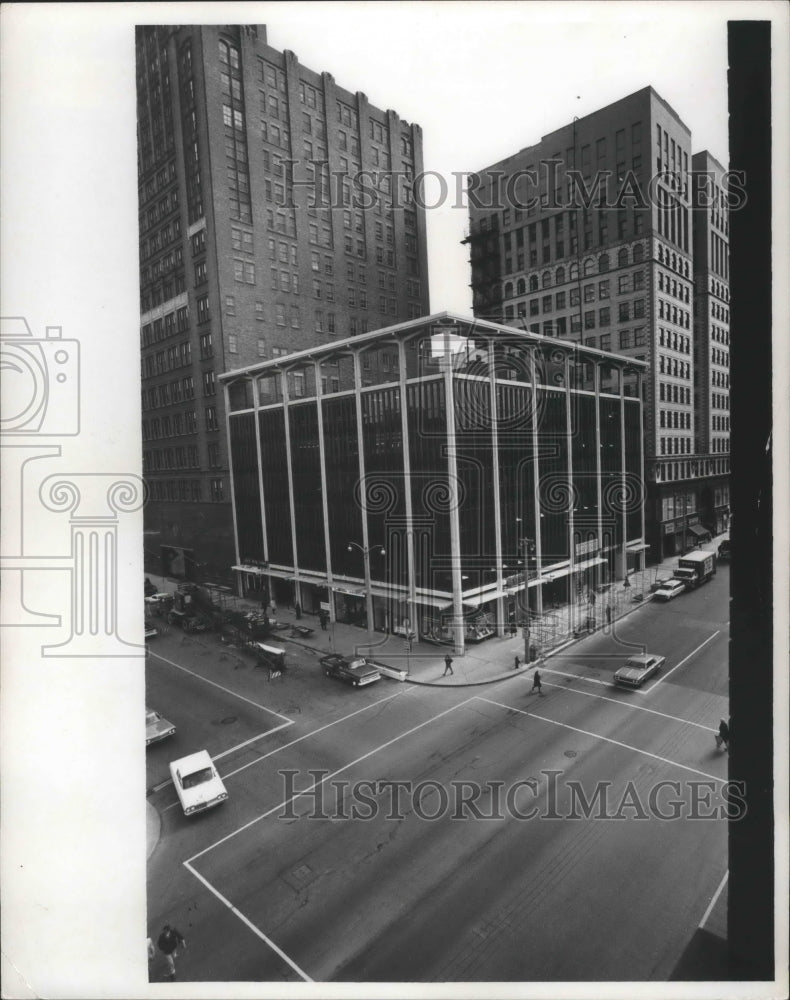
[654,580,686,601]
[169,750,228,816]
[613,653,666,688]
[146,708,176,746]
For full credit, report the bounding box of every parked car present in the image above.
[169,750,228,816]
[146,708,176,746]
[319,653,381,688]
[613,653,666,688]
[717,540,731,561]
[653,580,687,602]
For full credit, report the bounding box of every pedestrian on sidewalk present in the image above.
[606,604,612,625]
[513,654,521,670]
[270,600,277,617]
[716,718,730,751]
[531,669,543,696]
[443,653,454,676]
[157,924,186,981]
[319,610,328,630]
[295,601,302,620]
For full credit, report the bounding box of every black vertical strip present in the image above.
[727,20,773,981]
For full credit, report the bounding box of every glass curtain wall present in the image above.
[322,394,363,578]
[258,408,293,566]
[289,402,326,573]
[229,412,264,562]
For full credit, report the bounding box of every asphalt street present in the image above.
[147,565,730,983]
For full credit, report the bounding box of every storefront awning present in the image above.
[572,556,607,572]
[437,601,481,614]
[687,524,710,538]
[626,541,650,551]
[232,564,268,574]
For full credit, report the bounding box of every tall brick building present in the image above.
[136,24,430,582]
[691,150,731,535]
[466,87,730,561]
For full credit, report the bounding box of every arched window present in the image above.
[555,266,565,284]
[658,245,664,263]
[542,271,552,288]
[529,275,538,292]
[598,253,610,273]
[504,281,514,299]
[618,248,629,267]
[569,263,579,280]
[516,278,526,295]
[583,258,595,277]
[633,244,644,263]
[671,252,677,270]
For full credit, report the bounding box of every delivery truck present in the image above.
[673,550,717,589]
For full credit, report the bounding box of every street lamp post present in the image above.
[347,541,385,650]
[515,519,536,662]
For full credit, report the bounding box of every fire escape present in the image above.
[462,216,503,324]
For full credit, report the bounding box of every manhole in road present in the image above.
[281,862,318,892]
[564,750,578,758]
[213,716,238,726]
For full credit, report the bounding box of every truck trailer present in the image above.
[673,550,717,589]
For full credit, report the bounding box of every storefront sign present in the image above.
[664,521,675,534]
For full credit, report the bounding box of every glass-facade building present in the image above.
[222,314,647,654]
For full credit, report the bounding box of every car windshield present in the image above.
[181,766,214,789]
[146,711,161,724]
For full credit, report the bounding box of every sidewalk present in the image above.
[144,531,727,689]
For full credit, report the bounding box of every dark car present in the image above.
[319,653,381,688]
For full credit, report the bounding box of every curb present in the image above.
[146,801,162,860]
[396,595,656,688]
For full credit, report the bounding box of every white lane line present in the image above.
[645,630,721,691]
[154,721,297,803]
[149,650,293,723]
[541,680,718,731]
[186,694,474,864]
[213,720,294,761]
[156,686,414,803]
[699,869,729,929]
[475,695,725,782]
[183,859,314,982]
[540,665,615,688]
[220,685,415,781]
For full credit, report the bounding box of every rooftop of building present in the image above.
[476,85,692,176]
[218,311,648,382]
[691,149,728,173]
